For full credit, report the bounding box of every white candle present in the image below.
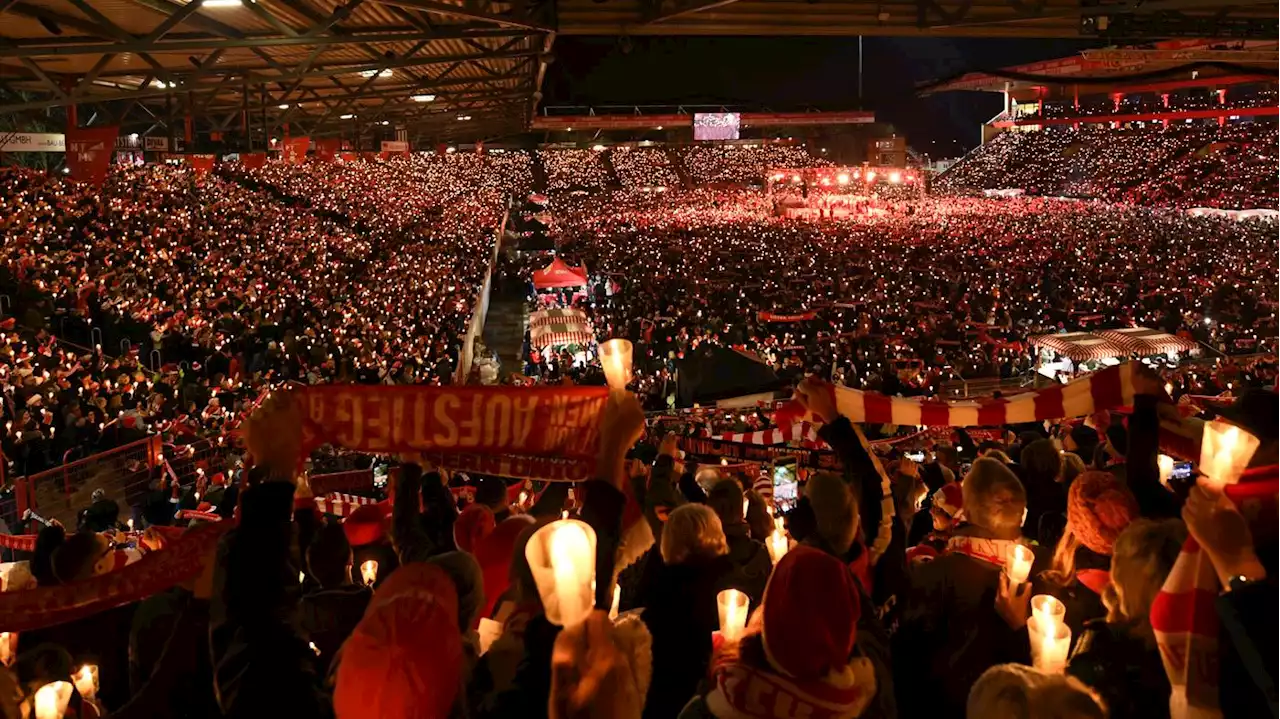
[1157,454,1176,489]
[1199,421,1260,491]
[550,522,593,626]
[1028,615,1071,674]
[73,664,98,703]
[0,632,13,667]
[767,529,789,565]
[1031,595,1066,627]
[360,560,378,586]
[298,570,305,585]
[1005,545,1034,585]
[599,339,633,390]
[34,681,73,719]
[609,583,621,620]
[717,589,750,642]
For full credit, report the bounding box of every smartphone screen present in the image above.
[1172,462,1194,481]
[905,451,926,463]
[772,457,799,513]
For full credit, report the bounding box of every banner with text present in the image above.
[0,132,65,153]
[283,136,310,164]
[292,385,610,478]
[381,140,409,155]
[65,126,118,185]
[187,154,216,175]
[241,152,266,169]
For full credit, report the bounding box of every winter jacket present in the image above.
[639,555,735,719]
[718,521,771,607]
[297,584,372,672]
[1068,619,1171,719]
[893,527,1042,719]
[210,481,331,719]
[1216,578,1278,719]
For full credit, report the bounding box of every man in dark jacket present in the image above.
[299,522,372,671]
[705,477,772,606]
[894,457,1042,719]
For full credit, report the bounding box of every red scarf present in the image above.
[705,658,876,719]
[1150,465,1278,719]
[945,534,1025,568]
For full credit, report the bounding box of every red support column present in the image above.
[1112,93,1123,112]
[1161,93,1170,108]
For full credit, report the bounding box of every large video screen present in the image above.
[693,113,741,141]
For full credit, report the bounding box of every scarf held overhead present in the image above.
[292,384,610,475]
[778,363,1137,427]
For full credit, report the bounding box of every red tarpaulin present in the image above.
[316,138,341,162]
[241,153,266,169]
[284,136,310,164]
[65,126,118,185]
[187,154,216,175]
[532,258,589,289]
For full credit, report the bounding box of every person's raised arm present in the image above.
[580,391,645,609]
[1127,365,1179,518]
[798,378,889,558]
[391,461,435,564]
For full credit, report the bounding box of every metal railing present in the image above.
[8,436,162,529]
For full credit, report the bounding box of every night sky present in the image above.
[543,37,1099,153]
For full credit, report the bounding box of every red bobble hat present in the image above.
[473,515,536,620]
[343,503,389,548]
[1067,471,1139,556]
[335,563,463,719]
[453,503,496,554]
[762,546,861,679]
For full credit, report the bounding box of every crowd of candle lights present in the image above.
[0,124,1274,718]
[936,121,1278,209]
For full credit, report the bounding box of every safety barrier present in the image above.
[455,207,509,383]
[7,436,164,530]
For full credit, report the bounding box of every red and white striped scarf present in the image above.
[705,658,877,719]
[1150,467,1278,719]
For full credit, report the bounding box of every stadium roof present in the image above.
[921,38,1278,100]
[0,0,1275,141]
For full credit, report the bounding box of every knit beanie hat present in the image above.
[335,563,462,719]
[932,483,963,518]
[762,546,861,679]
[474,514,537,619]
[343,503,389,548]
[1067,471,1139,556]
[453,503,496,554]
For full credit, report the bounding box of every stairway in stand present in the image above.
[600,149,624,189]
[529,149,549,192]
[664,146,694,190]
[481,265,529,380]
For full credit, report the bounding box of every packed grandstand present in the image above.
[0,69,1277,719]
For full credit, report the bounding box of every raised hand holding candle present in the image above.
[34,681,73,719]
[1199,421,1259,491]
[525,519,597,627]
[717,589,750,642]
[609,583,621,620]
[1005,545,1034,585]
[73,664,99,703]
[599,339,633,390]
[360,560,379,586]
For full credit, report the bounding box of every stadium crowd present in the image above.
[525,187,1277,410]
[937,121,1278,209]
[0,140,1275,719]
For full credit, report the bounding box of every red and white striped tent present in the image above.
[529,308,595,349]
[1029,332,1126,362]
[1096,327,1198,356]
[530,308,589,328]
